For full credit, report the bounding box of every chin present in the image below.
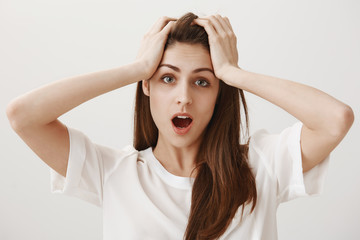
[170,134,204,149]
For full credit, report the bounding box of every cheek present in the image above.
[148,88,171,124]
[199,90,218,110]
[150,86,170,108]
[194,92,218,124]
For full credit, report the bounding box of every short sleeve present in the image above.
[50,126,104,207]
[250,122,330,204]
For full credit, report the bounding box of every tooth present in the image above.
[177,116,188,119]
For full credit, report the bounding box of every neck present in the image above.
[153,135,202,178]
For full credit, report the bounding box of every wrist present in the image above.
[218,65,245,88]
[132,60,153,80]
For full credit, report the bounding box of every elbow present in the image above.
[340,104,354,132]
[331,104,354,138]
[6,98,27,131]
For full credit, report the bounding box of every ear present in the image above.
[142,79,150,96]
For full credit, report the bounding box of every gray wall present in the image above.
[1,0,359,239]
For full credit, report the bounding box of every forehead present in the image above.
[161,43,213,70]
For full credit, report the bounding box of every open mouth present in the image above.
[171,114,193,135]
[172,116,193,129]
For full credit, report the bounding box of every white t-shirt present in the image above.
[50,122,330,240]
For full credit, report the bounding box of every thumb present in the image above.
[160,20,176,36]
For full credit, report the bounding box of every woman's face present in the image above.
[143,42,219,149]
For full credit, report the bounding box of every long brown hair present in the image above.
[134,12,257,240]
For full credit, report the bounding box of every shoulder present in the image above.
[248,122,303,157]
[98,144,138,161]
[246,122,303,176]
[248,128,278,164]
[246,129,276,179]
[68,126,140,168]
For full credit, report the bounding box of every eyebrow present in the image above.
[158,64,214,74]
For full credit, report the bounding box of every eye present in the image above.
[195,79,209,87]
[162,76,175,84]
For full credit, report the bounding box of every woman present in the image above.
[6,12,353,239]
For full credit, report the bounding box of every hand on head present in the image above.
[136,16,176,80]
[136,14,240,84]
[193,15,240,83]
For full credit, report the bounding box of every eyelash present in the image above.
[162,76,175,84]
[161,76,210,87]
[195,79,209,87]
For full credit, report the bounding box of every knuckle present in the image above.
[209,15,216,21]
[159,31,167,37]
[220,32,227,39]
[212,35,221,43]
[202,19,210,24]
[229,32,236,39]
[160,16,168,21]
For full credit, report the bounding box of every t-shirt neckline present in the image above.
[141,147,194,190]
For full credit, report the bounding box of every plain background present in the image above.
[1,0,359,239]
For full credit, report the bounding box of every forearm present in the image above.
[7,61,145,129]
[225,67,352,136]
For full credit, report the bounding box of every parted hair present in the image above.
[134,12,257,240]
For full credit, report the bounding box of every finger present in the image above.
[197,16,237,52]
[196,16,224,35]
[159,20,176,37]
[212,15,237,54]
[215,15,235,34]
[216,15,237,50]
[196,15,229,34]
[205,15,225,35]
[196,16,239,65]
[223,16,234,32]
[193,18,217,40]
[212,15,232,34]
[148,16,177,35]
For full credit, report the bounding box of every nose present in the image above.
[176,82,192,106]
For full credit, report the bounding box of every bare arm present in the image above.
[224,67,354,172]
[6,62,147,177]
[194,15,354,172]
[6,17,176,177]
[7,63,146,129]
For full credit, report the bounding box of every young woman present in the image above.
[6,13,353,240]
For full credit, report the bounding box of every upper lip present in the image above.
[171,112,193,120]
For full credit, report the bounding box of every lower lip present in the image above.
[172,121,193,135]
